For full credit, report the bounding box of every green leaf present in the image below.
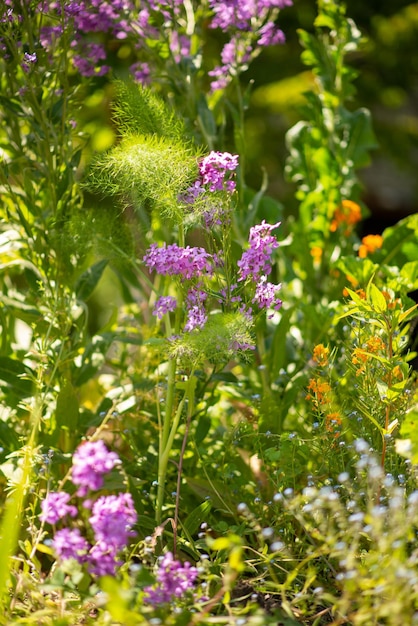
[183,501,212,537]
[367,282,387,313]
[0,357,34,404]
[55,380,79,433]
[75,259,108,301]
[399,408,418,465]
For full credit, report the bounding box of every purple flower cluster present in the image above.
[238,221,282,314]
[208,0,292,90]
[198,151,239,193]
[33,0,136,77]
[143,243,214,280]
[153,295,178,320]
[40,491,77,524]
[41,441,137,577]
[144,552,198,605]
[72,439,120,496]
[238,221,281,281]
[184,286,208,332]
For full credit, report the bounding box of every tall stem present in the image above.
[156,225,185,525]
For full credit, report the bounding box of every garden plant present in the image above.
[0,0,418,624]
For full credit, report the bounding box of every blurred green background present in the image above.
[244,0,418,233]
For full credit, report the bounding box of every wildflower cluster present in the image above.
[330,200,362,234]
[40,440,137,577]
[237,220,282,315]
[0,1,137,78]
[208,0,292,90]
[144,154,282,343]
[121,0,292,91]
[358,233,383,258]
[144,552,199,605]
[306,344,342,435]
[271,448,418,623]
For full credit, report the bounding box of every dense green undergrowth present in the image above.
[0,1,417,624]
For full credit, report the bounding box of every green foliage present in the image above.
[87,134,199,220]
[0,0,417,624]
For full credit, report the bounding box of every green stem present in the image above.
[155,225,185,525]
[173,373,196,554]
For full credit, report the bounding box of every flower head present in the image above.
[358,234,383,258]
[198,151,239,192]
[144,552,199,605]
[52,528,89,563]
[143,243,213,280]
[89,493,137,550]
[330,200,362,233]
[71,440,120,496]
[237,221,281,282]
[312,344,330,367]
[153,295,177,319]
[40,491,77,524]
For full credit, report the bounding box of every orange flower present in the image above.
[325,412,342,433]
[343,286,366,299]
[352,336,385,375]
[366,336,385,353]
[330,200,362,233]
[313,344,330,366]
[358,234,383,258]
[310,246,323,262]
[382,290,400,310]
[392,365,403,380]
[306,378,331,403]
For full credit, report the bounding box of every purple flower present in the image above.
[237,220,281,282]
[71,440,120,496]
[40,492,77,524]
[258,22,285,46]
[52,528,89,563]
[21,51,37,73]
[153,295,177,319]
[184,286,207,332]
[130,60,151,84]
[143,243,214,280]
[198,151,239,192]
[144,552,199,605]
[252,276,282,313]
[89,493,137,550]
[88,542,121,576]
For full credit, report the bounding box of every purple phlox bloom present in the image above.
[71,41,109,77]
[71,440,120,496]
[237,220,281,281]
[144,552,199,605]
[153,295,177,319]
[179,180,205,205]
[252,275,282,314]
[209,0,292,31]
[40,491,77,524]
[87,542,122,576]
[89,493,137,550]
[52,528,90,563]
[143,243,214,279]
[258,22,285,46]
[198,151,239,192]
[130,60,151,83]
[24,51,37,63]
[184,286,208,332]
[21,51,37,72]
[209,36,254,92]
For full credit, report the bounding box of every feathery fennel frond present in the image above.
[112,81,186,141]
[87,134,199,221]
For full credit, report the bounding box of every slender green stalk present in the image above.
[156,225,186,525]
[0,395,42,614]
